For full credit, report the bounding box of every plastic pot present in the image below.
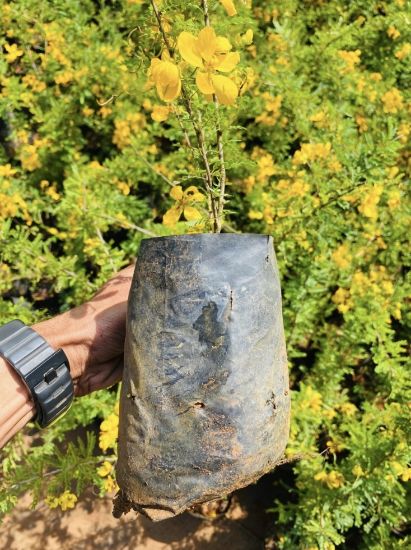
[115,234,290,521]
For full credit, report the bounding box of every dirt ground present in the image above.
[0,474,276,550]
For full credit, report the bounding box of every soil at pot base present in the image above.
[115,234,290,521]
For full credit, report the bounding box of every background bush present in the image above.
[0,0,410,548]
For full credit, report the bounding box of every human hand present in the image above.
[33,264,135,397]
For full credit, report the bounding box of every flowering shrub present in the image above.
[0,0,410,548]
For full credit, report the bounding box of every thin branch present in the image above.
[96,92,126,107]
[279,179,369,239]
[171,105,193,149]
[195,110,219,228]
[149,0,173,53]
[95,227,116,271]
[96,213,157,237]
[202,0,227,233]
[215,110,226,233]
[222,221,240,234]
[130,144,175,187]
[8,456,116,491]
[274,449,326,467]
[203,0,210,25]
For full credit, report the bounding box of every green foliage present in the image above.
[0,0,410,548]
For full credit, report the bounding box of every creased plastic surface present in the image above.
[116,234,290,521]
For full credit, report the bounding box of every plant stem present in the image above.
[149,0,218,230]
[202,0,227,233]
[149,0,173,53]
[96,213,157,237]
[215,110,226,233]
[191,108,218,229]
[171,105,193,148]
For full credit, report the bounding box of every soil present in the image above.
[0,473,277,550]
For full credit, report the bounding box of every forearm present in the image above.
[0,265,131,449]
[0,356,35,448]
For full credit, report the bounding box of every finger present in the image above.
[74,358,124,397]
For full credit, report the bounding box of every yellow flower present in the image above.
[381,88,403,113]
[309,110,327,128]
[332,288,353,314]
[82,106,94,117]
[268,33,287,51]
[116,181,130,195]
[314,470,344,489]
[151,104,171,122]
[97,461,113,477]
[22,74,46,93]
[46,186,60,201]
[177,27,240,105]
[356,114,368,133]
[112,113,146,149]
[292,142,331,165]
[395,43,411,60]
[242,175,255,194]
[338,49,361,73]
[89,160,104,170]
[351,271,368,295]
[276,55,289,66]
[401,468,411,482]
[352,464,365,477]
[146,56,181,102]
[248,209,263,220]
[0,193,29,220]
[370,72,382,81]
[390,461,410,480]
[241,29,254,45]
[326,439,345,454]
[251,147,277,181]
[103,475,119,492]
[286,179,310,198]
[20,144,41,171]
[301,385,322,412]
[328,158,342,172]
[356,77,366,93]
[331,243,351,269]
[99,106,112,118]
[358,184,383,219]
[220,0,237,16]
[45,496,60,509]
[398,122,410,144]
[387,189,401,210]
[163,185,206,226]
[99,412,119,451]
[256,93,282,126]
[4,43,24,63]
[386,166,399,179]
[323,408,337,420]
[0,164,17,177]
[54,70,74,85]
[58,490,77,511]
[387,26,400,40]
[339,402,357,416]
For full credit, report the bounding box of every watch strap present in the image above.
[0,320,73,427]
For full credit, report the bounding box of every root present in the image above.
[112,490,133,518]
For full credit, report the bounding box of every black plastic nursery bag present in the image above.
[115,234,290,521]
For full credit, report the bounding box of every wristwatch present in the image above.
[0,320,74,428]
